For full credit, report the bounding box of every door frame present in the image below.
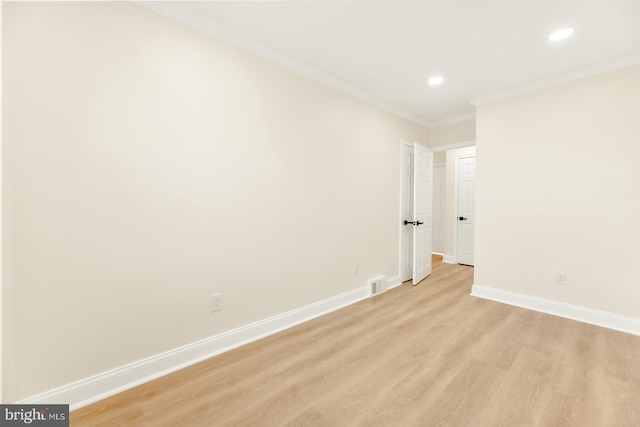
[432,162,445,255]
[453,153,476,265]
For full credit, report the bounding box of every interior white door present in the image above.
[432,164,445,254]
[412,143,433,284]
[399,144,414,282]
[457,156,476,266]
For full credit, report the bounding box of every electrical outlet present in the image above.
[353,262,359,275]
[555,273,567,286]
[210,293,223,312]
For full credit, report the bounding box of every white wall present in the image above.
[475,64,640,319]
[429,119,475,147]
[433,151,446,164]
[0,0,4,405]
[2,2,430,401]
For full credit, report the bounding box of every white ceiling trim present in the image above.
[429,140,475,153]
[136,1,432,129]
[471,52,640,106]
[429,112,476,128]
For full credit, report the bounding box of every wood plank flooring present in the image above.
[71,256,640,426]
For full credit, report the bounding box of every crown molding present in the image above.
[429,140,475,153]
[135,1,431,129]
[470,52,640,106]
[429,112,476,128]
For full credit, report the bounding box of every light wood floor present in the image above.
[72,256,640,426]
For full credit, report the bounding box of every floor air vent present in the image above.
[369,276,387,296]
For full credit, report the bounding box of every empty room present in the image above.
[3,1,640,426]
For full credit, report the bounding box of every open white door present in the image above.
[399,143,414,282]
[412,143,433,284]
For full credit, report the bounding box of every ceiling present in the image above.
[157,1,640,127]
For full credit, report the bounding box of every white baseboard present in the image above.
[17,285,371,410]
[386,275,402,290]
[471,284,640,337]
[443,254,456,264]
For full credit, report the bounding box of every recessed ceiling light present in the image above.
[427,76,444,86]
[548,27,574,42]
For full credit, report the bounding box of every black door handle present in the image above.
[416,221,424,225]
[458,216,468,221]
[404,220,415,225]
